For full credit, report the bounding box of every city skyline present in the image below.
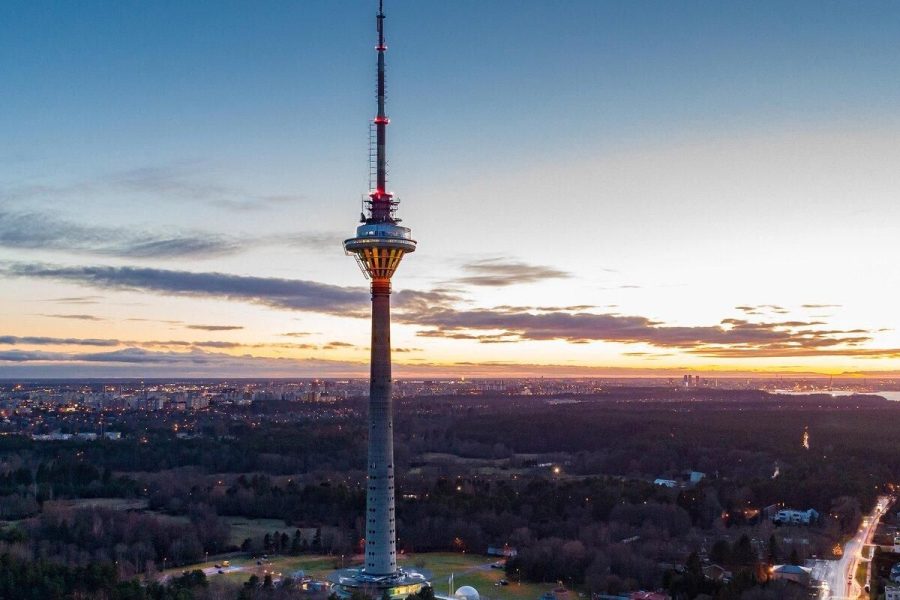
[2,0,900,378]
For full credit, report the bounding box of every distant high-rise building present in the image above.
[329,2,430,598]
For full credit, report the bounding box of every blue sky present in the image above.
[1,1,899,377]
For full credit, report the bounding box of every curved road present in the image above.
[813,495,892,599]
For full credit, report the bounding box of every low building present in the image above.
[654,479,678,488]
[629,592,670,600]
[486,545,517,557]
[770,565,812,587]
[894,534,900,553]
[686,471,706,484]
[772,508,819,525]
[702,564,732,583]
[32,432,72,441]
[886,584,900,600]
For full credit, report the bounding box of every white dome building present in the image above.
[455,586,480,600]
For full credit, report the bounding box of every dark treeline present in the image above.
[0,553,209,600]
[0,455,138,518]
[149,474,365,525]
[1,505,229,574]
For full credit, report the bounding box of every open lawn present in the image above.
[855,560,867,590]
[402,553,556,600]
[47,498,149,511]
[225,516,289,547]
[165,551,557,600]
[235,555,338,582]
[162,554,341,586]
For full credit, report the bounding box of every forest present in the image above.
[0,389,895,598]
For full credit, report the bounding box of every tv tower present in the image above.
[330,2,430,598]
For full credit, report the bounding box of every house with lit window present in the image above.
[771,508,819,525]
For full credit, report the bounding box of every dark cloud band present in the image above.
[5,263,369,316]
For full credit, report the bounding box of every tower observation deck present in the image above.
[329,2,429,598]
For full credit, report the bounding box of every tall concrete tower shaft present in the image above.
[343,0,416,581]
[366,278,396,575]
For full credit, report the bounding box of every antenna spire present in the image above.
[368,0,394,223]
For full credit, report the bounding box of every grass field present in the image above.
[164,551,556,600]
[401,553,555,600]
[166,554,342,586]
[224,516,289,547]
[47,498,149,511]
[855,560,867,591]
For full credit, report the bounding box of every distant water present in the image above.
[773,389,900,401]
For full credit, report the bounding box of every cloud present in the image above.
[6,263,370,316]
[185,324,244,331]
[0,209,242,259]
[0,334,330,354]
[280,332,312,338]
[0,336,119,347]
[107,164,305,211]
[126,318,184,324]
[0,350,68,362]
[0,163,300,212]
[276,232,346,250]
[452,258,570,287]
[403,304,888,358]
[43,296,104,305]
[114,236,242,259]
[801,303,842,309]
[688,346,900,359]
[76,347,234,364]
[38,313,105,321]
[0,346,371,378]
[622,351,675,358]
[322,341,355,350]
[7,261,894,362]
[735,304,790,315]
[0,340,897,378]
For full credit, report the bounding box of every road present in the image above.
[811,495,893,599]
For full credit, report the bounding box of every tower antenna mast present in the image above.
[370,0,394,223]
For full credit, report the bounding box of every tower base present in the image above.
[327,567,432,600]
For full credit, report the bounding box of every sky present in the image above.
[1,0,899,378]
